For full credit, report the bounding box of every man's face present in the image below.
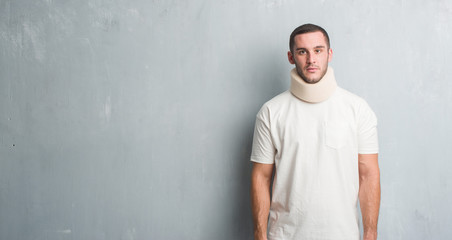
[288,31,333,84]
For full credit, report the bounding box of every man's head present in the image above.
[288,24,333,84]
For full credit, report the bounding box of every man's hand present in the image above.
[363,231,378,240]
[358,153,380,240]
[250,162,274,240]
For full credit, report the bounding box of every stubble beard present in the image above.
[295,64,328,84]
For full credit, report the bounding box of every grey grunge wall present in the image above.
[1,0,451,239]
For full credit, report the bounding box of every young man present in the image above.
[250,24,380,240]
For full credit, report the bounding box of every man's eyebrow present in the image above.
[295,46,326,51]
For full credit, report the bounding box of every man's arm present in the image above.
[251,162,274,240]
[358,153,380,240]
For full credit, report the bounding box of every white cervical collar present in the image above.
[290,66,338,103]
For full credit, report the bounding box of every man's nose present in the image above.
[307,53,315,64]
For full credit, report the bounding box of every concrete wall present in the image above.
[1,0,451,239]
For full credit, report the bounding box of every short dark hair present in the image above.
[289,24,330,52]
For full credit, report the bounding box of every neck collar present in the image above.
[290,66,337,103]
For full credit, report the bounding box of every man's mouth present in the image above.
[306,67,318,73]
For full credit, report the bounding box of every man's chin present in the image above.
[296,69,323,84]
[304,78,321,84]
[301,75,321,84]
[300,69,328,84]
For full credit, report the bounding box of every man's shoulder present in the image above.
[335,87,376,116]
[261,90,293,109]
[255,91,292,119]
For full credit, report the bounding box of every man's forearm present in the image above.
[251,166,272,240]
[359,173,380,240]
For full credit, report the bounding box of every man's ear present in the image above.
[328,48,333,62]
[288,51,295,64]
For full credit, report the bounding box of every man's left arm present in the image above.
[358,153,380,240]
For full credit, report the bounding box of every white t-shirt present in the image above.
[251,87,378,240]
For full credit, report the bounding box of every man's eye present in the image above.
[315,49,321,53]
[298,51,306,55]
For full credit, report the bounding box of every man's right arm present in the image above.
[251,162,274,240]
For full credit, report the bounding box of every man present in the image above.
[250,24,380,240]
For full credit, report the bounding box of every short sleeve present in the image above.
[357,101,379,154]
[250,107,276,164]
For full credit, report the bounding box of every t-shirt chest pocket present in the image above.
[324,120,354,149]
